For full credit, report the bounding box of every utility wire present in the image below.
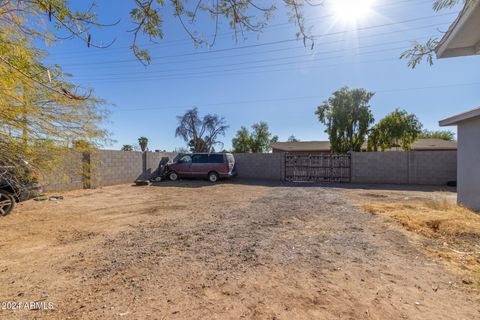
[75,43,429,83]
[72,36,430,80]
[63,22,449,71]
[47,0,432,58]
[108,81,480,112]
[60,13,456,68]
[82,57,397,83]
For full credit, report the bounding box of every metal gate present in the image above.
[285,154,351,182]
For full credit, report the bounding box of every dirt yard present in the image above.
[0,181,479,319]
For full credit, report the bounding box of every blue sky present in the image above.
[42,0,479,151]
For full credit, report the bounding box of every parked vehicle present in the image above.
[0,165,44,216]
[167,153,236,182]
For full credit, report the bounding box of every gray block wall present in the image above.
[43,150,457,191]
[92,150,177,187]
[44,150,178,190]
[91,150,143,187]
[233,153,285,180]
[407,151,457,185]
[146,152,178,172]
[351,151,456,185]
[42,151,84,192]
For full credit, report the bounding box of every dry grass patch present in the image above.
[363,200,480,291]
[363,200,480,241]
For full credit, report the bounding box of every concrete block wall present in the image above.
[351,151,456,185]
[407,151,457,185]
[146,152,178,172]
[92,150,177,187]
[93,151,284,182]
[233,153,285,180]
[351,152,409,184]
[92,150,144,187]
[44,150,457,191]
[44,150,179,191]
[43,151,84,192]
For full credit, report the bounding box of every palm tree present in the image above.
[138,137,148,152]
[121,144,133,151]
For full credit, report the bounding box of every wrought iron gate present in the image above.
[285,154,351,182]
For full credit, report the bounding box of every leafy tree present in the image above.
[1,0,316,66]
[232,127,252,153]
[72,140,95,152]
[315,87,375,154]
[0,0,328,170]
[418,129,456,142]
[0,27,108,174]
[366,128,381,152]
[287,135,300,142]
[187,137,209,152]
[250,122,278,153]
[138,137,149,152]
[121,144,134,151]
[368,109,423,151]
[402,0,475,68]
[175,108,228,153]
[232,122,278,153]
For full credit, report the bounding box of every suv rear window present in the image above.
[208,154,225,163]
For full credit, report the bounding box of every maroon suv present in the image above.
[167,153,236,182]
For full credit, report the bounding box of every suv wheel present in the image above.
[208,172,219,183]
[169,171,178,181]
[0,190,15,216]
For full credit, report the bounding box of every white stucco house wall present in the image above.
[436,1,480,211]
[440,109,480,210]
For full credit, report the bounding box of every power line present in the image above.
[71,37,430,80]
[47,0,432,58]
[75,49,407,82]
[108,81,480,112]
[73,43,424,83]
[63,22,449,71]
[59,13,456,68]
[81,57,397,84]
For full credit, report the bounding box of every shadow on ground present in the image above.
[143,178,456,193]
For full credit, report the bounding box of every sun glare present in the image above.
[332,0,374,22]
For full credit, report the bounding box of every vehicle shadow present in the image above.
[146,178,456,193]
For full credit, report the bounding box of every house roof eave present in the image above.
[436,1,480,59]
[439,107,480,126]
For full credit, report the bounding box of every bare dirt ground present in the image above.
[0,181,479,319]
[346,186,480,295]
